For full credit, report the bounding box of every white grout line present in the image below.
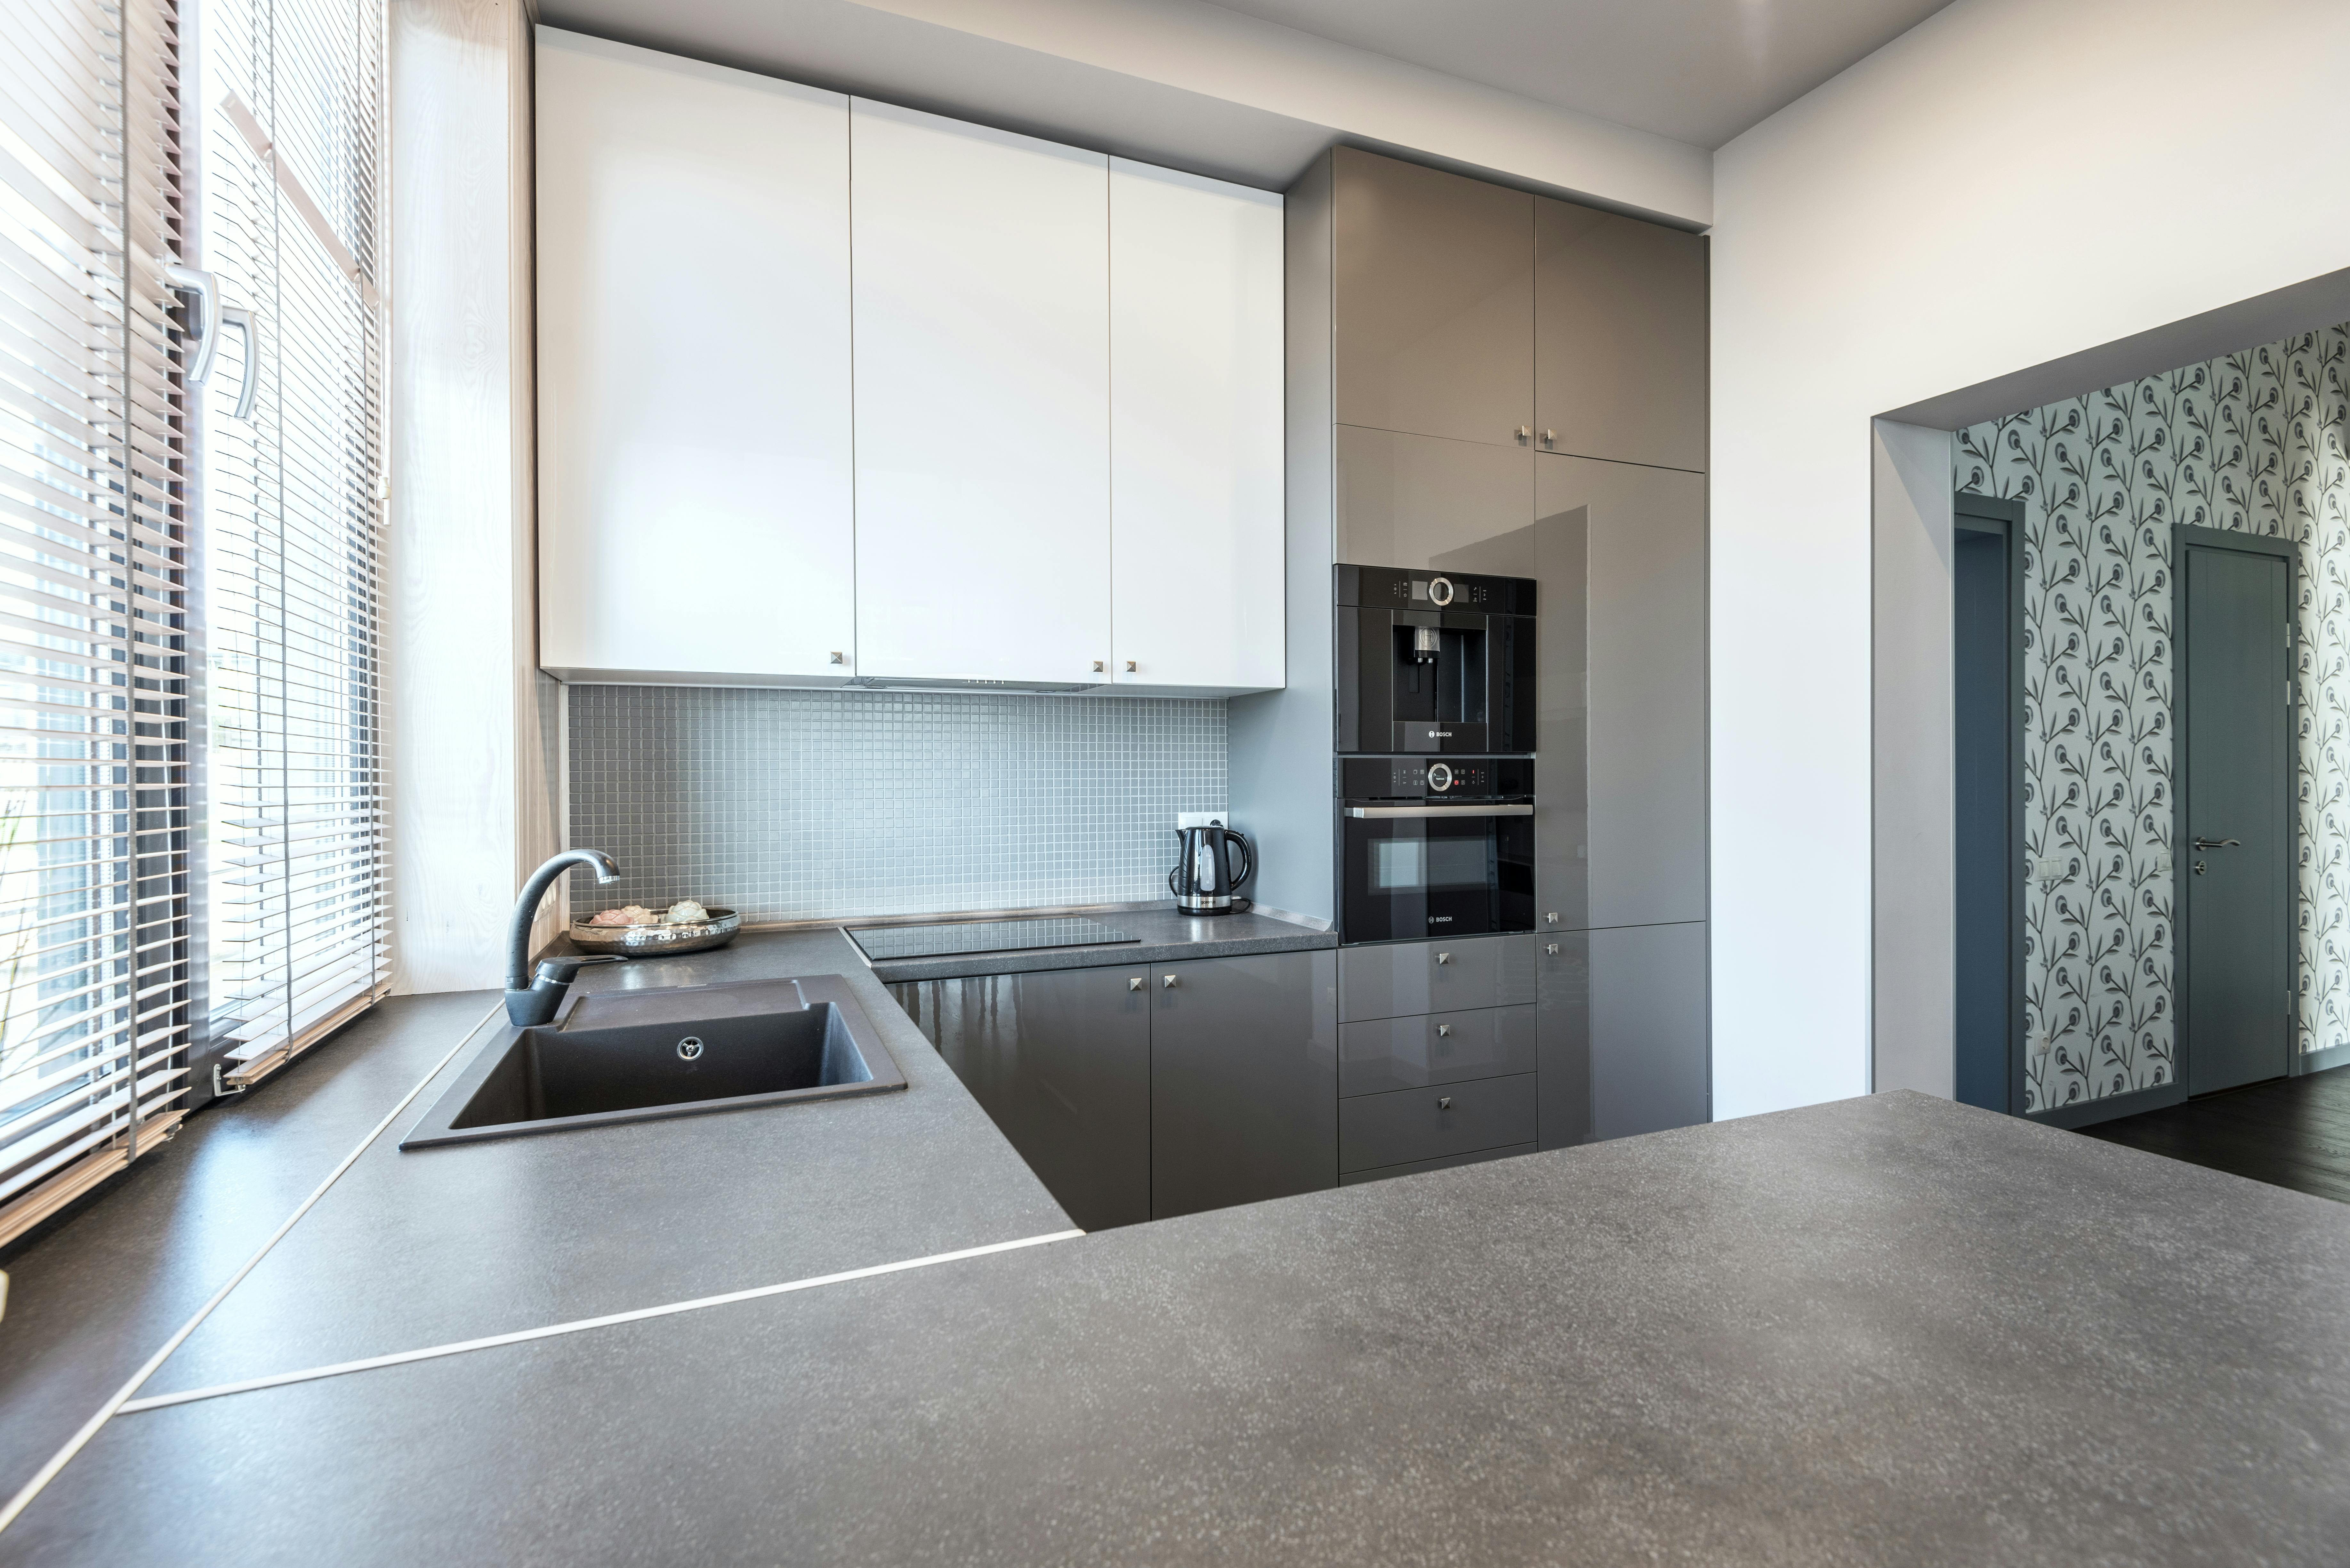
[0,1000,503,1539]
[117,1228,1088,1415]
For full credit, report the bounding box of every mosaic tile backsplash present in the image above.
[567,685,1228,924]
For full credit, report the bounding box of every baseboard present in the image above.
[2303,1044,2350,1074]
[2026,1080,2188,1129]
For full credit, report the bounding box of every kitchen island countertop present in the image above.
[6,935,2349,1564]
[4,931,2350,1568]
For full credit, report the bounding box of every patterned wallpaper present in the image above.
[1958,324,2350,1110]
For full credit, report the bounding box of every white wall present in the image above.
[1870,420,1955,1099]
[1708,0,2350,1118]
[537,0,1711,225]
[387,0,560,994]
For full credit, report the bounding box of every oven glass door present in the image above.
[1340,808,1535,942]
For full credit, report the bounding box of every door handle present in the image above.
[2191,837,2241,850]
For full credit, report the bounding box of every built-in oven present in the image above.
[1336,756,1535,944]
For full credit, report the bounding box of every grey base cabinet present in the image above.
[1538,921,1710,1148]
[1150,950,1338,1221]
[890,966,1150,1231]
[896,949,1337,1228]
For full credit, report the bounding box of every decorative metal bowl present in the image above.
[568,907,743,959]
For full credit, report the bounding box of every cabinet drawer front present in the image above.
[1338,937,1502,1021]
[1339,1141,1536,1186]
[1340,1006,1535,1096]
[1340,1071,1537,1172]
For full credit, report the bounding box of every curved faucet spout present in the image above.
[508,848,621,992]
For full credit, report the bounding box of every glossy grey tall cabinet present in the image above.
[1232,146,1709,1150]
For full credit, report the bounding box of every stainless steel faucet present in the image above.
[505,848,624,1026]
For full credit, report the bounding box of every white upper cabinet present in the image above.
[849,100,1111,687]
[535,31,855,684]
[1108,160,1285,694]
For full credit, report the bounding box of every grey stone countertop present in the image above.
[12,1090,2350,1565]
[94,928,1074,1406]
[834,902,1336,983]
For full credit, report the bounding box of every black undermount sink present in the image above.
[401,975,905,1148]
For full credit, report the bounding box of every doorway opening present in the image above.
[1951,492,2023,1114]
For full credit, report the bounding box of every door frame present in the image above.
[1952,491,2027,1114]
[2174,522,2301,1092]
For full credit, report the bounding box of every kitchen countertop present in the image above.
[40,929,1070,1411]
[841,903,1336,983]
[10,1059,2350,1562]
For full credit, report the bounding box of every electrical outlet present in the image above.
[2027,855,2067,888]
[1176,812,1227,830]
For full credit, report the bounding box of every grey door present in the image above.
[892,966,1151,1230]
[1533,197,1707,473]
[1331,147,1533,448]
[2181,535,2293,1094]
[1151,950,1337,1219]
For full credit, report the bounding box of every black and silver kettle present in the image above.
[1169,819,1253,916]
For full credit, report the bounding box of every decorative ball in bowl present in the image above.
[569,900,742,959]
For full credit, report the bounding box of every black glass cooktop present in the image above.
[847,916,1137,962]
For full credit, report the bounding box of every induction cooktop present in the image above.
[846,916,1137,963]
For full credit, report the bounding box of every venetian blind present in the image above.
[0,0,193,1242]
[197,0,388,1086]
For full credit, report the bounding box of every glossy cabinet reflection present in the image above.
[1536,454,1707,932]
[1537,923,1710,1148]
[850,100,1111,686]
[1335,427,1533,568]
[1109,160,1286,692]
[1332,149,1533,448]
[902,951,1339,1227]
[1534,199,1708,473]
[536,35,856,684]
[890,967,1149,1230]
[1151,950,1339,1220]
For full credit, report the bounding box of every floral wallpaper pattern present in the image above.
[1958,324,2350,1111]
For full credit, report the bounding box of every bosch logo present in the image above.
[1429,915,1453,924]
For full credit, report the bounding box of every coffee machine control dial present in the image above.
[1427,575,1455,606]
[1426,763,1453,792]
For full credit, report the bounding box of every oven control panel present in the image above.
[1338,756,1533,801]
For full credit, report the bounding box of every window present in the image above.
[0,0,193,1242]
[0,0,387,1245]
[193,0,387,1089]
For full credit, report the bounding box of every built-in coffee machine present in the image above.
[1335,565,1536,755]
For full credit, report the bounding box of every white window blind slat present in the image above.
[198,0,388,1084]
[0,0,191,1241]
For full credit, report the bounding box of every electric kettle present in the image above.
[1169,821,1254,916]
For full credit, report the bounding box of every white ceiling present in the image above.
[1205,0,1958,147]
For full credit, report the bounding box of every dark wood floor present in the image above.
[2079,1063,2350,1204]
